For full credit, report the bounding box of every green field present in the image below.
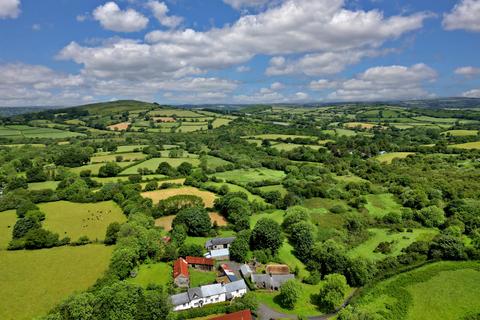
[353,261,480,319]
[277,241,309,279]
[257,184,288,196]
[212,118,233,128]
[250,210,284,227]
[128,262,171,288]
[115,145,148,152]
[0,210,17,250]
[40,201,126,241]
[272,143,324,151]
[364,193,403,218]
[121,157,200,175]
[90,152,147,163]
[204,181,266,203]
[190,268,217,287]
[348,228,438,261]
[450,141,480,149]
[375,152,415,164]
[246,134,317,140]
[69,162,132,176]
[0,245,113,320]
[442,130,478,137]
[0,125,85,139]
[211,168,286,185]
[202,155,232,170]
[28,181,60,190]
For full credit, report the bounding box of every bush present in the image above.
[172,207,212,236]
[317,273,349,312]
[278,279,301,309]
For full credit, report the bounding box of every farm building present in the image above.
[204,248,230,260]
[186,256,215,271]
[220,263,237,282]
[251,273,295,291]
[170,280,247,311]
[173,258,189,288]
[205,237,236,250]
[210,310,252,320]
[266,264,290,275]
[239,264,252,278]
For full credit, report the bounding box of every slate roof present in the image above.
[204,248,230,259]
[170,280,247,306]
[171,292,189,306]
[205,237,236,248]
[251,273,295,289]
[239,264,252,277]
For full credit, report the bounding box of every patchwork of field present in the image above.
[121,157,200,175]
[364,193,403,218]
[272,143,324,151]
[203,181,266,203]
[375,152,415,163]
[245,134,317,140]
[353,261,480,320]
[344,122,378,129]
[90,152,147,163]
[142,186,217,208]
[211,168,286,185]
[0,210,17,250]
[115,145,148,152]
[40,201,126,241]
[257,184,288,196]
[0,245,113,320]
[442,130,478,136]
[202,155,232,170]
[0,125,84,139]
[69,161,132,175]
[348,228,438,261]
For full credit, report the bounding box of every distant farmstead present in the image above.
[205,237,236,250]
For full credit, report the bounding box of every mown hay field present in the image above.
[0,210,17,250]
[142,186,217,208]
[0,245,113,320]
[40,201,126,241]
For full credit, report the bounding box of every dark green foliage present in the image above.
[177,162,193,176]
[156,162,177,176]
[228,291,258,313]
[54,147,92,168]
[281,206,310,234]
[229,230,251,262]
[12,216,41,239]
[143,181,158,191]
[428,235,467,260]
[156,195,204,217]
[24,228,60,249]
[178,243,204,257]
[250,218,283,253]
[278,279,301,309]
[98,162,122,178]
[317,273,349,312]
[104,222,121,245]
[172,206,212,236]
[288,221,315,261]
[26,165,48,182]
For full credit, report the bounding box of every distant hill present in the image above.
[0,106,55,117]
[398,98,480,109]
[75,100,158,115]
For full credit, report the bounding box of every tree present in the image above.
[156,195,204,217]
[428,234,467,260]
[171,224,187,246]
[143,181,158,191]
[104,222,121,245]
[312,240,348,276]
[54,292,95,320]
[250,218,284,253]
[12,216,41,239]
[109,246,140,279]
[177,162,193,176]
[415,205,445,227]
[282,206,310,234]
[156,162,176,176]
[230,230,250,262]
[54,147,91,168]
[278,279,301,309]
[172,207,212,236]
[289,221,315,261]
[179,244,203,257]
[24,228,59,249]
[318,273,349,312]
[98,162,122,178]
[228,291,258,313]
[26,165,47,182]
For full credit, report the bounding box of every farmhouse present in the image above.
[205,237,236,250]
[173,258,189,288]
[251,273,295,290]
[204,248,230,260]
[170,279,247,311]
[186,256,215,271]
[210,310,253,320]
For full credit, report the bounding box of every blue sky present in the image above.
[0,0,480,106]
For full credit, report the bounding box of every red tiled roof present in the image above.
[186,256,215,266]
[209,310,252,320]
[173,258,189,278]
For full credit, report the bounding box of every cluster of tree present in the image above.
[214,192,252,231]
[155,161,193,177]
[154,194,204,217]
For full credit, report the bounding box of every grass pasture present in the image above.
[364,193,403,218]
[115,145,148,152]
[0,125,84,139]
[203,182,266,204]
[211,168,286,185]
[246,134,317,141]
[348,228,438,261]
[272,143,324,151]
[40,201,126,241]
[121,157,200,175]
[442,130,478,137]
[90,152,147,163]
[450,141,480,149]
[344,122,378,129]
[375,152,415,164]
[128,263,171,288]
[142,186,217,208]
[69,162,132,176]
[257,184,288,196]
[107,122,130,131]
[190,268,217,287]
[353,261,480,320]
[202,155,232,170]
[0,210,17,250]
[28,181,60,190]
[0,245,113,320]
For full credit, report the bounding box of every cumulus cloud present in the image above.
[147,1,183,28]
[223,0,270,9]
[60,0,430,82]
[462,89,480,98]
[93,2,148,32]
[328,64,437,101]
[236,65,250,72]
[0,0,20,19]
[309,79,337,91]
[443,0,480,32]
[455,66,480,77]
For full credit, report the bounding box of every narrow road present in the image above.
[257,303,297,320]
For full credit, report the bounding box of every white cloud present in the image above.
[309,79,337,91]
[462,89,480,98]
[455,66,480,77]
[443,0,480,32]
[328,64,437,101]
[60,0,430,82]
[270,82,284,90]
[93,2,148,32]
[223,0,270,9]
[236,65,250,72]
[0,0,20,19]
[76,14,88,22]
[147,1,183,28]
[294,92,309,101]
